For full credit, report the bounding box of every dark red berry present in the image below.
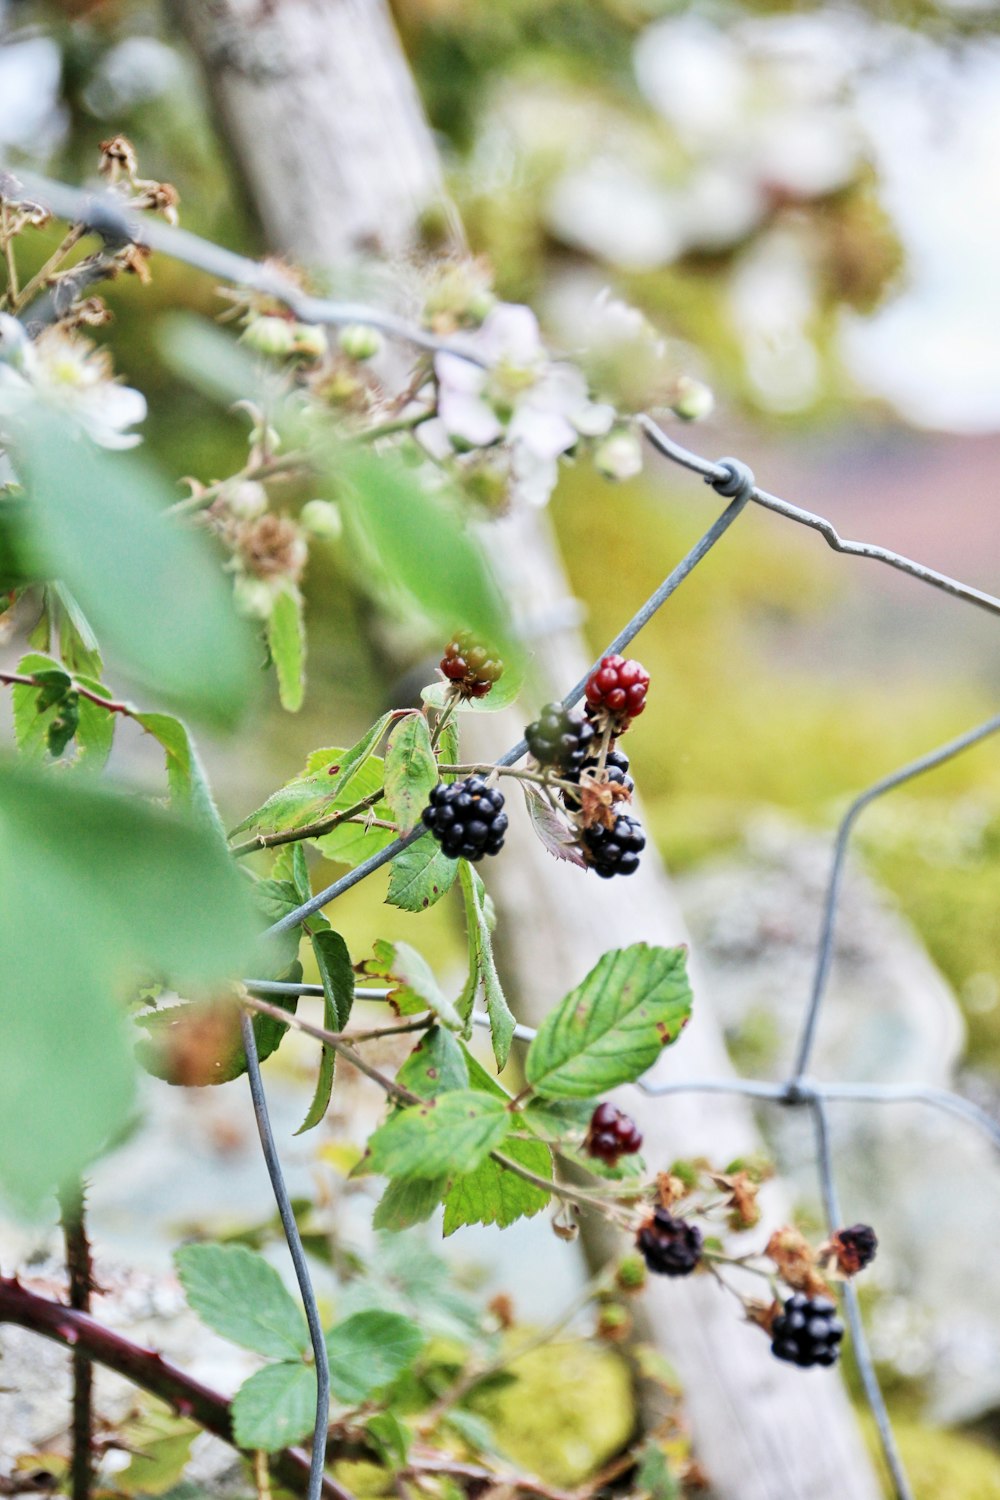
[636,1208,703,1276]
[582,813,645,878]
[585,1102,643,1164]
[421,776,507,861]
[525,703,596,773]
[584,654,650,729]
[770,1293,844,1369]
[440,633,503,699]
[832,1224,878,1275]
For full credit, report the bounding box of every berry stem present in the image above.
[357,409,435,443]
[429,689,460,752]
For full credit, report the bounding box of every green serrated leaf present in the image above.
[228,774,340,840]
[384,712,438,836]
[397,1027,469,1099]
[361,939,462,1032]
[443,1133,552,1235]
[8,407,254,726]
[372,1175,447,1232]
[174,1243,309,1358]
[11,654,113,769]
[232,1362,315,1452]
[326,1310,423,1403]
[524,944,693,1099]
[296,929,354,1134]
[458,863,514,1069]
[267,582,306,712]
[272,840,311,903]
[386,837,458,913]
[362,1091,512,1180]
[134,712,225,839]
[232,722,393,842]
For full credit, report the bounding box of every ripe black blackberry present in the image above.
[770,1294,844,1369]
[422,776,508,861]
[832,1223,878,1275]
[440,634,503,699]
[636,1209,703,1277]
[563,745,635,808]
[585,1102,643,1165]
[582,813,645,878]
[524,703,596,774]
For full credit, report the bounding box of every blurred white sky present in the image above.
[844,38,1000,432]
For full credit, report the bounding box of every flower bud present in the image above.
[291,324,328,361]
[299,499,343,541]
[594,429,643,482]
[670,376,715,422]
[232,575,276,621]
[338,323,384,362]
[241,316,296,358]
[224,480,269,520]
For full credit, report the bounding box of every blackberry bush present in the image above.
[422,776,508,860]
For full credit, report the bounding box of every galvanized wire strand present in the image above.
[12,171,489,367]
[239,1011,330,1500]
[811,1097,915,1500]
[790,707,1000,1080]
[638,416,1000,620]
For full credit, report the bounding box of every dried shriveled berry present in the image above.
[636,1208,703,1277]
[440,634,503,699]
[585,1102,643,1164]
[831,1224,878,1275]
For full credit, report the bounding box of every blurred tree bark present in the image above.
[172,4,884,1497]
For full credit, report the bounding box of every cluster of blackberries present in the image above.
[523,656,650,879]
[770,1294,844,1369]
[422,776,508,861]
[440,633,503,700]
[585,1102,643,1165]
[636,1208,703,1277]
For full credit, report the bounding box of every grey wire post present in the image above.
[240,1012,330,1500]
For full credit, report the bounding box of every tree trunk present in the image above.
[172,6,883,1495]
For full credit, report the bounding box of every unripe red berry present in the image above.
[584,654,649,729]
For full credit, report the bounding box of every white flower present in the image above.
[429,302,614,506]
[0,321,146,449]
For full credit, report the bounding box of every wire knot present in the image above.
[708,457,755,504]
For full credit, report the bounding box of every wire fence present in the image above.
[11,169,1000,1500]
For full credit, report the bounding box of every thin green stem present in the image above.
[12,223,83,312]
[166,453,308,517]
[357,409,434,443]
[229,786,388,858]
[429,691,460,753]
[0,203,19,308]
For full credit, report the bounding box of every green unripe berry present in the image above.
[300,499,343,541]
[338,323,384,362]
[241,315,296,358]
